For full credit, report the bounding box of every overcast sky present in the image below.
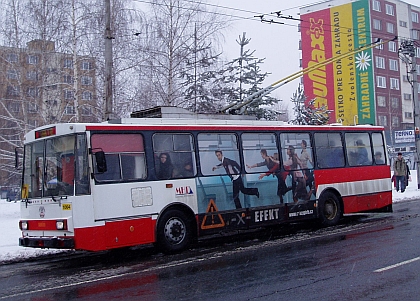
[209,0,418,110]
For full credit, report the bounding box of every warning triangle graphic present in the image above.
[201,199,225,230]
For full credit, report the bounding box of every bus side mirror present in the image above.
[15,147,22,170]
[95,151,107,173]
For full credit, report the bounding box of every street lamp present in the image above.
[398,40,419,188]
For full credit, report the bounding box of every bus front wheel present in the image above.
[318,191,341,227]
[156,209,192,254]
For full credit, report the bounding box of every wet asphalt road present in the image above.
[1,199,420,301]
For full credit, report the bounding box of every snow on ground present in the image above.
[1,173,420,263]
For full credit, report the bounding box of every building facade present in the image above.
[0,40,100,189]
[300,0,420,154]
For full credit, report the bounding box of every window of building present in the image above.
[372,0,381,12]
[28,55,38,64]
[63,75,73,84]
[399,20,407,27]
[82,91,92,100]
[7,69,18,80]
[373,19,382,30]
[65,105,75,115]
[6,86,20,97]
[26,71,37,81]
[378,115,387,126]
[376,76,386,88]
[405,112,413,119]
[376,56,385,69]
[6,53,18,63]
[64,90,74,100]
[390,78,399,90]
[412,30,419,40]
[404,93,412,100]
[389,59,398,71]
[27,87,38,98]
[386,22,394,34]
[28,103,38,113]
[81,61,93,70]
[377,95,386,107]
[416,48,420,58]
[375,38,383,49]
[7,101,20,112]
[385,4,394,15]
[392,116,399,127]
[391,97,399,108]
[388,41,397,52]
[28,119,37,129]
[81,107,92,116]
[412,12,419,23]
[64,59,73,69]
[81,76,92,86]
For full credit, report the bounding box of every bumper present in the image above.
[19,237,75,249]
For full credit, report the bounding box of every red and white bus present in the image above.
[18,110,392,253]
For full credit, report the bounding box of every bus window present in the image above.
[314,133,345,168]
[45,135,76,196]
[23,141,44,198]
[281,133,313,170]
[372,133,386,165]
[345,133,372,166]
[198,133,239,176]
[152,133,196,179]
[242,133,278,174]
[75,134,90,195]
[91,133,146,182]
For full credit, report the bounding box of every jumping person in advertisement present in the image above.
[246,149,289,204]
[393,152,407,193]
[284,146,306,202]
[213,150,259,209]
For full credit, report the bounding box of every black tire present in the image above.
[156,209,193,254]
[318,191,341,227]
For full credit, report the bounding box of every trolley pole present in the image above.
[399,40,419,189]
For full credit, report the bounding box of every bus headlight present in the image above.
[19,221,28,230]
[56,220,67,230]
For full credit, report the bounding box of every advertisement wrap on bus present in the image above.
[18,115,392,253]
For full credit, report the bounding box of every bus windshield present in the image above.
[22,134,89,198]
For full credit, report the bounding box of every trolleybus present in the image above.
[18,110,392,253]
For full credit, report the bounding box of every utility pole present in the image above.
[104,0,114,121]
[399,40,419,188]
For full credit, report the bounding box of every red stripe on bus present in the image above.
[74,218,156,251]
[342,191,392,214]
[315,165,391,185]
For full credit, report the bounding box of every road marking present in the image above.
[374,256,420,273]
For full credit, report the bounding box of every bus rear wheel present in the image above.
[318,191,341,227]
[156,209,192,254]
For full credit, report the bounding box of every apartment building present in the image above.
[300,0,420,150]
[0,39,99,188]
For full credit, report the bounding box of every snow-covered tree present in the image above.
[290,83,331,125]
[215,33,281,120]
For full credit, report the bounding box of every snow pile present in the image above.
[1,172,419,263]
[0,200,62,263]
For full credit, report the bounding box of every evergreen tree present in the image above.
[215,33,281,120]
[290,84,331,125]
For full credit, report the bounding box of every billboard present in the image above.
[301,0,375,125]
